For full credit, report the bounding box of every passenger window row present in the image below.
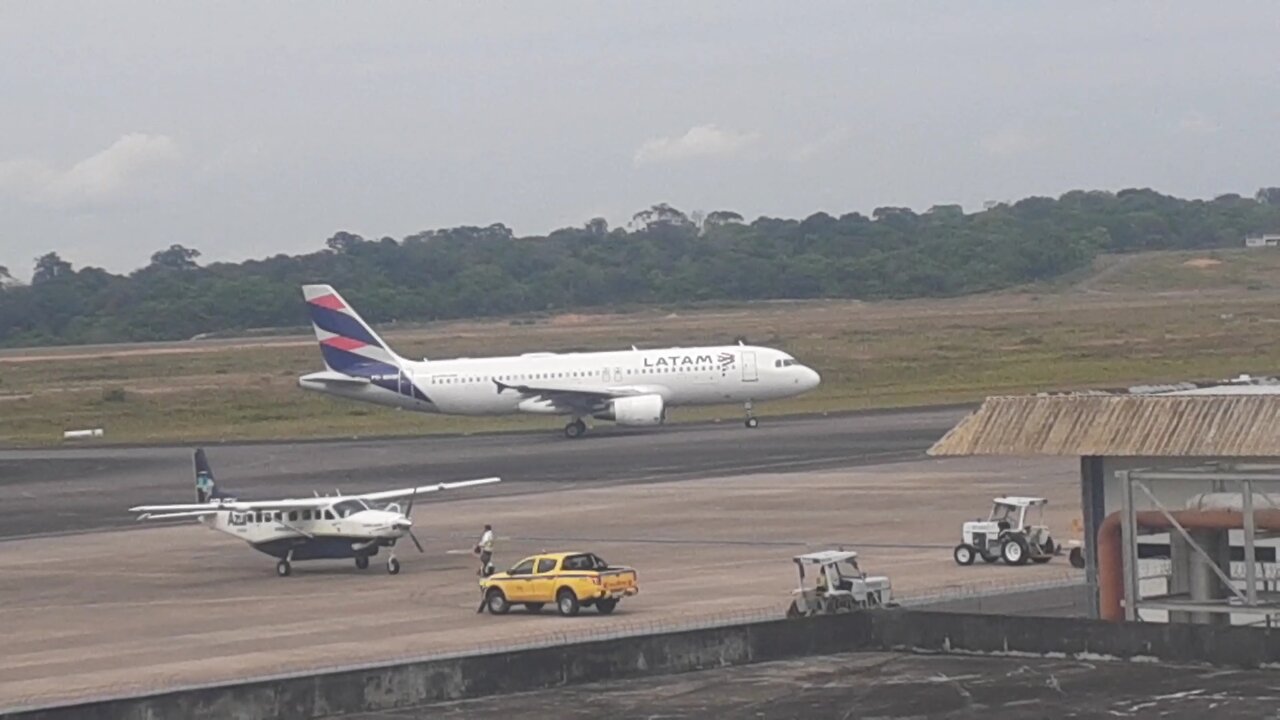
[430,366,721,384]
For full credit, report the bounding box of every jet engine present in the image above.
[594,394,665,426]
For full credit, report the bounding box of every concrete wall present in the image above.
[10,610,1280,720]
[919,582,1092,617]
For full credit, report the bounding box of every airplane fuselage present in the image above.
[299,344,820,418]
[204,503,409,560]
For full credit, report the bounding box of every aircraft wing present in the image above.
[358,476,502,502]
[134,510,220,521]
[492,379,644,412]
[129,498,332,515]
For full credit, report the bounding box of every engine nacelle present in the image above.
[594,394,665,426]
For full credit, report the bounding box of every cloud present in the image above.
[1174,112,1220,135]
[790,127,851,162]
[0,133,182,207]
[979,127,1044,157]
[633,124,760,166]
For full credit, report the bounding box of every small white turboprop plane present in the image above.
[297,284,822,438]
[129,449,501,577]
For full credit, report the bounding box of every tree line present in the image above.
[2,187,1280,348]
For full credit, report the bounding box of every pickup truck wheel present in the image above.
[486,589,510,615]
[524,603,544,613]
[556,588,581,617]
[596,598,618,615]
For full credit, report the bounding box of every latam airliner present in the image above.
[297,285,821,438]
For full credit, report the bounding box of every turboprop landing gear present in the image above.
[277,549,294,577]
[564,419,587,439]
[387,556,401,575]
[355,555,369,570]
[744,401,759,429]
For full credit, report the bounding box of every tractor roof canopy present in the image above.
[794,550,858,564]
[992,496,1048,507]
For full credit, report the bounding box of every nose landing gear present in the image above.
[744,401,759,429]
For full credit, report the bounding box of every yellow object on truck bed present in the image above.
[479,551,638,616]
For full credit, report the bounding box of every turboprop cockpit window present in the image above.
[332,499,368,517]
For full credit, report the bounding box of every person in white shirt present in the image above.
[475,524,495,576]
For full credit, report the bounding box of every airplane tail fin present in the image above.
[193,448,226,502]
[301,284,405,377]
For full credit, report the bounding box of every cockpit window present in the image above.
[774,358,798,368]
[331,499,369,518]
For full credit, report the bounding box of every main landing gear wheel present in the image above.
[355,555,369,570]
[387,557,401,575]
[564,419,586,439]
[745,417,759,429]
[276,560,292,577]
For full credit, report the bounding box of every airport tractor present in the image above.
[953,496,1058,567]
[785,550,893,618]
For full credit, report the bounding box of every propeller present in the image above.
[402,487,424,553]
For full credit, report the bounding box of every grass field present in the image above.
[2,249,1279,446]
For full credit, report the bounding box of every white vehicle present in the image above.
[130,449,500,577]
[785,550,893,617]
[953,496,1057,567]
[297,285,821,438]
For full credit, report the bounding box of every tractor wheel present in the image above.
[1042,536,1057,555]
[1069,546,1085,569]
[1002,535,1030,566]
[953,544,977,566]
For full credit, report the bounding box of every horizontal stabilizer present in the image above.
[299,370,371,386]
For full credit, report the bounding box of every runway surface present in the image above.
[0,406,966,538]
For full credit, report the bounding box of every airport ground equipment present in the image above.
[479,551,639,617]
[785,550,893,618]
[953,496,1058,566]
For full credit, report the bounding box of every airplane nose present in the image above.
[804,367,821,389]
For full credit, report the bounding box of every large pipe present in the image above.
[1097,508,1280,622]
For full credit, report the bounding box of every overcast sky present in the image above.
[1,2,1278,275]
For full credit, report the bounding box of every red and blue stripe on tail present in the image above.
[301,285,432,403]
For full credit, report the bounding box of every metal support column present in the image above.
[1243,479,1259,605]
[1079,456,1106,619]
[1120,471,1140,621]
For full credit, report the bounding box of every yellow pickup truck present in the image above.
[479,551,639,616]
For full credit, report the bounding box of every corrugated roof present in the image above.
[928,394,1280,457]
